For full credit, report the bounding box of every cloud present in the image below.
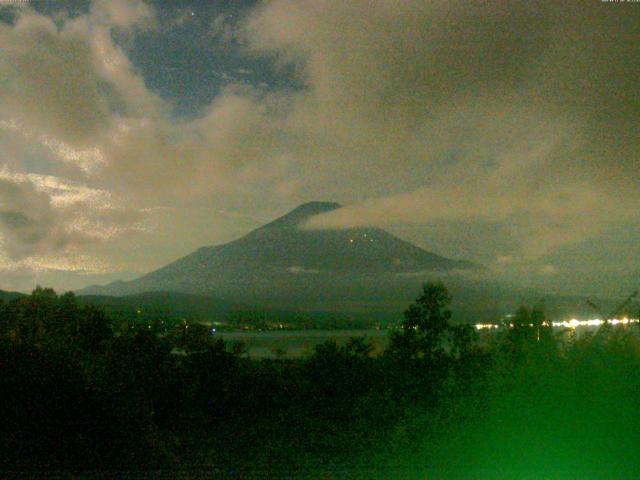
[0,175,74,259]
[303,178,637,259]
[0,169,144,262]
[0,3,164,171]
[0,2,167,273]
[242,0,640,263]
[0,168,111,207]
[89,0,154,29]
[0,5,293,204]
[0,13,110,152]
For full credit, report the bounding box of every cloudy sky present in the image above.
[0,0,638,296]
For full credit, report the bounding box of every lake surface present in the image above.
[213,328,391,358]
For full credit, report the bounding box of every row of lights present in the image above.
[475,318,640,330]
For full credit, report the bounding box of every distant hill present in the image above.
[0,289,26,303]
[76,291,242,323]
[78,201,481,313]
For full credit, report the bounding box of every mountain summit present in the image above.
[79,202,480,310]
[259,201,342,228]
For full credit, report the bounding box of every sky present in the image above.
[0,0,638,296]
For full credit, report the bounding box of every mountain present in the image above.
[78,202,481,313]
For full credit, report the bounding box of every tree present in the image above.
[502,304,554,360]
[449,323,478,359]
[388,282,452,361]
[171,320,215,353]
[347,336,374,358]
[77,304,112,354]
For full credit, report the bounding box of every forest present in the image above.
[1,284,640,479]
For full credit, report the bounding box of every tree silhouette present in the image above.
[388,282,452,362]
[501,304,554,361]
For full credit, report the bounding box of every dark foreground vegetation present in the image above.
[1,285,640,478]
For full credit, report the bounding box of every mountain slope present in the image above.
[78,202,480,311]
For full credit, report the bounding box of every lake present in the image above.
[213,328,391,358]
